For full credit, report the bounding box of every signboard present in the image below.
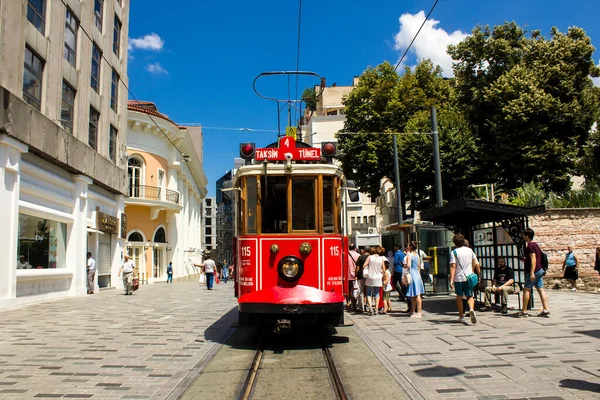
[120,213,127,238]
[285,126,297,140]
[97,211,119,234]
[255,136,321,161]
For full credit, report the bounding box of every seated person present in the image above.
[482,258,515,314]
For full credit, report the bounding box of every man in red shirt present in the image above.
[519,228,550,317]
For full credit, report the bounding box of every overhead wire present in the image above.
[393,0,439,72]
[59,0,191,163]
[293,0,303,125]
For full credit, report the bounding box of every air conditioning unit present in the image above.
[367,227,377,234]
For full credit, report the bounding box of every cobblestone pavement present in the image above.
[0,278,238,399]
[347,290,600,400]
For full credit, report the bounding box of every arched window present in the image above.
[128,232,143,242]
[154,227,166,243]
[128,157,143,197]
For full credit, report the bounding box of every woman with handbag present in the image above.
[405,241,425,318]
[362,247,386,316]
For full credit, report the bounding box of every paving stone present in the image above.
[0,281,237,399]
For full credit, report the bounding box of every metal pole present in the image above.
[431,106,443,208]
[392,133,404,245]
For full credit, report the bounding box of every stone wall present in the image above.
[529,208,600,291]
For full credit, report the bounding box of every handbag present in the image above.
[132,276,139,291]
[351,280,360,299]
[402,272,412,286]
[199,273,206,283]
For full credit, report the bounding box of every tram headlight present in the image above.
[277,256,304,282]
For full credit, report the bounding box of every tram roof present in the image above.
[233,163,344,182]
[420,198,546,229]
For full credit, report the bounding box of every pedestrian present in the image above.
[355,247,369,313]
[405,241,425,318]
[17,255,32,269]
[401,244,412,313]
[481,258,515,314]
[417,244,431,283]
[346,243,360,311]
[595,247,600,292]
[222,260,229,284]
[449,233,479,324]
[199,252,216,290]
[392,244,406,302]
[167,262,173,284]
[561,245,579,291]
[363,246,386,316]
[519,228,550,317]
[118,255,135,295]
[382,260,393,314]
[86,252,96,294]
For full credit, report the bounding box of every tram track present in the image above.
[238,327,348,400]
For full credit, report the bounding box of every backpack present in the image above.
[540,251,549,275]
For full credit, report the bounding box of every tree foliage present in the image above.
[448,22,600,192]
[302,87,317,111]
[337,60,477,209]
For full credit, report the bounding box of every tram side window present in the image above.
[246,177,257,233]
[323,176,335,233]
[261,176,288,233]
[291,178,316,231]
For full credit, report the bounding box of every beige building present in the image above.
[302,78,378,236]
[125,101,207,284]
[0,0,130,308]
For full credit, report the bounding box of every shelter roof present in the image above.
[420,199,545,228]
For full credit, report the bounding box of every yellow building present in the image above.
[125,101,207,283]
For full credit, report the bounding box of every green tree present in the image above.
[302,87,317,111]
[337,60,477,209]
[448,22,600,192]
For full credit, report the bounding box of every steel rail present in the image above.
[238,334,265,400]
[322,346,348,400]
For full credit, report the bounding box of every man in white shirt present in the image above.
[449,234,480,324]
[17,255,32,269]
[86,252,96,294]
[119,255,135,295]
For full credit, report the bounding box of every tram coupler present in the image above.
[275,319,291,334]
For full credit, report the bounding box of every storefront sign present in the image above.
[97,211,119,234]
[120,213,127,238]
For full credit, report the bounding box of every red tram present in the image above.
[223,136,358,328]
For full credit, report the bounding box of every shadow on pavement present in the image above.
[560,378,600,393]
[573,330,600,339]
[203,306,238,343]
[414,366,465,378]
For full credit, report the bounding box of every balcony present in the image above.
[130,185,180,204]
[126,185,183,219]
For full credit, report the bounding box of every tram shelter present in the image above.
[420,199,546,307]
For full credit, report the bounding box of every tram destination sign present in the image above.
[255,136,321,161]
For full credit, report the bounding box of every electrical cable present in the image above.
[393,0,440,72]
[294,0,303,125]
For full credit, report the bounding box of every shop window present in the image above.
[17,214,67,269]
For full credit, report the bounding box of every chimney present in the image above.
[332,82,337,87]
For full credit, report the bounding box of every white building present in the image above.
[0,0,130,308]
[302,78,378,235]
[125,102,208,283]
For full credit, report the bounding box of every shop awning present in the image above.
[420,199,546,229]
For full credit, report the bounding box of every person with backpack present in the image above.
[519,228,550,317]
[561,245,579,291]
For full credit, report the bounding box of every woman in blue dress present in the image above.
[405,241,425,317]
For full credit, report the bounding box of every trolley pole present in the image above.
[431,106,443,208]
[392,133,404,245]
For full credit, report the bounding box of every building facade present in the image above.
[126,101,207,283]
[0,0,130,308]
[202,197,217,256]
[302,78,377,235]
[216,170,233,265]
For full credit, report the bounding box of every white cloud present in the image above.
[146,62,168,75]
[394,11,469,77]
[593,76,600,87]
[129,33,164,51]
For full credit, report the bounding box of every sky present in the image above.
[126,0,600,197]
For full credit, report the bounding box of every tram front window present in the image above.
[322,177,334,233]
[291,179,316,231]
[261,176,288,233]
